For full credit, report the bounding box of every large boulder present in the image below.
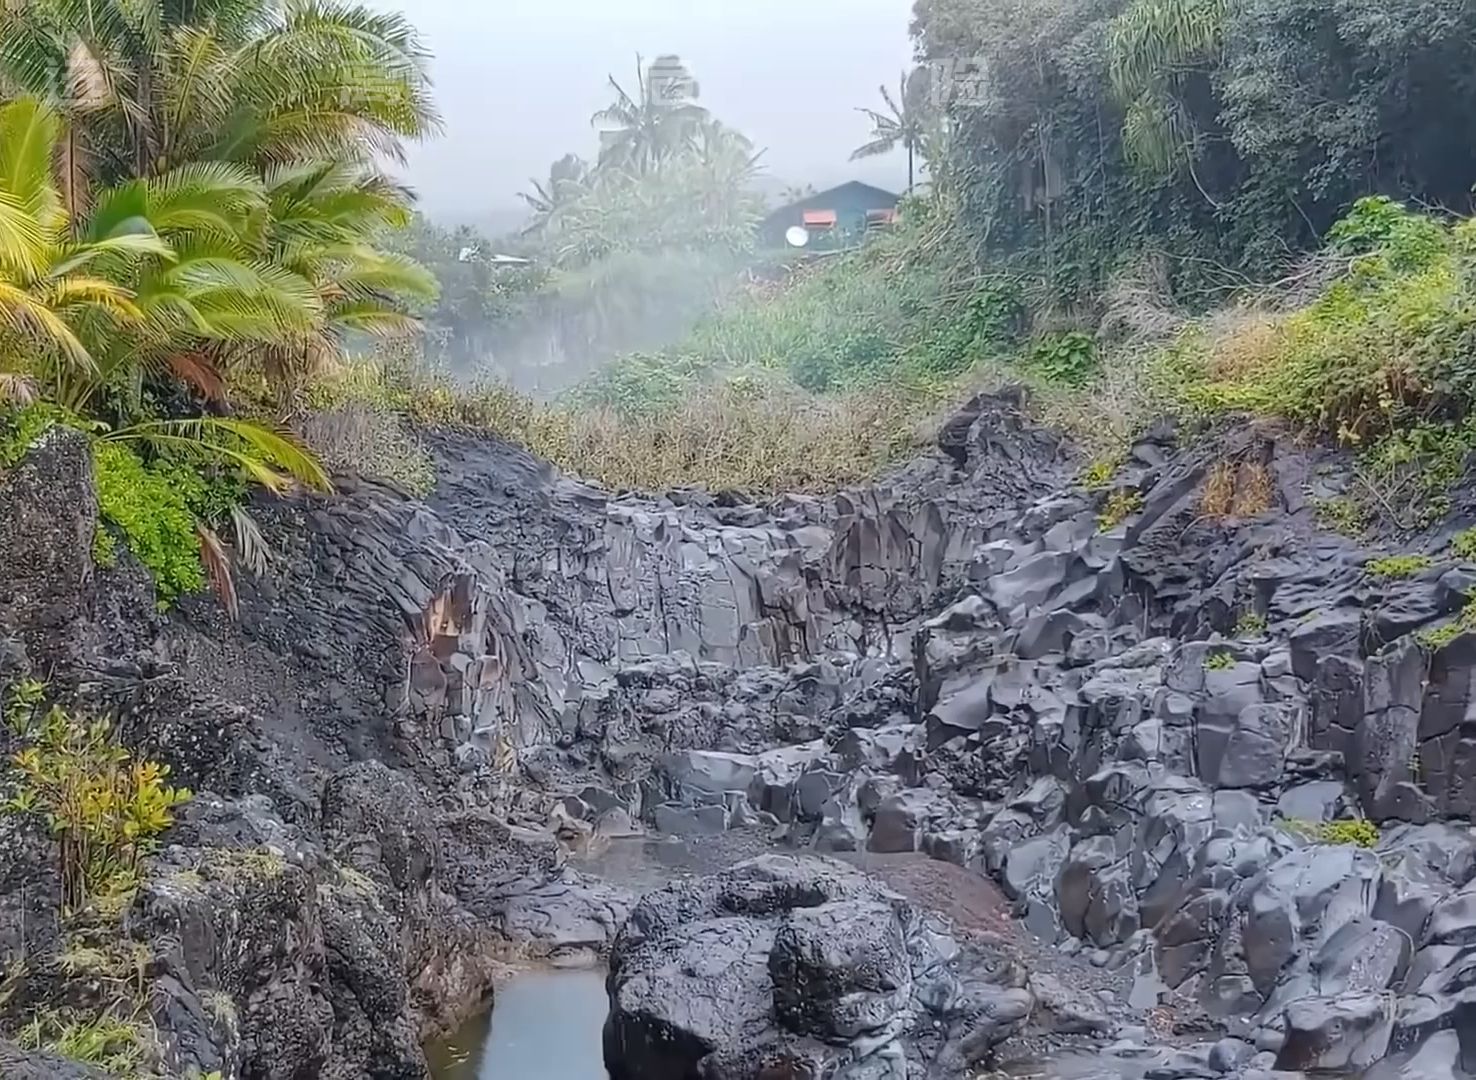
[603,855,1030,1080]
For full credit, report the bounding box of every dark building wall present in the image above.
[760,182,900,248]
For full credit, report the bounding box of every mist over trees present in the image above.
[408,54,770,391]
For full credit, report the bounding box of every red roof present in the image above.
[802,209,837,227]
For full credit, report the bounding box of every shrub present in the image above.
[5,702,191,911]
[91,443,206,605]
[1151,202,1476,518]
[1314,497,1366,537]
[1026,331,1098,387]
[1366,554,1434,580]
[1452,527,1476,561]
[1205,651,1237,671]
[1097,489,1144,531]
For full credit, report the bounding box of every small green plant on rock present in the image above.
[1314,496,1366,537]
[1097,489,1144,531]
[1320,818,1381,848]
[1205,650,1237,671]
[5,704,191,911]
[1233,611,1267,638]
[1080,456,1121,491]
[1366,554,1434,580]
[1283,817,1380,848]
[4,677,45,733]
[1451,527,1476,561]
[1418,597,1476,651]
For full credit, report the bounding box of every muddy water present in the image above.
[427,969,609,1080]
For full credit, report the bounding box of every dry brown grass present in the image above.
[1201,460,1238,518]
[298,404,435,495]
[1233,462,1273,516]
[313,359,950,495]
[502,380,942,493]
[1200,457,1274,519]
[1204,308,1287,383]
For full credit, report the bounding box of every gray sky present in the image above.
[382,0,917,227]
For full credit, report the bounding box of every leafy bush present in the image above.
[1204,651,1237,671]
[1327,197,1448,270]
[1155,203,1476,498]
[1314,496,1366,536]
[1026,331,1098,387]
[5,700,191,911]
[91,443,207,605]
[1366,555,1434,580]
[1233,611,1267,637]
[1452,527,1476,561]
[1080,457,1121,490]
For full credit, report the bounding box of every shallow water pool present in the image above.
[428,969,609,1080]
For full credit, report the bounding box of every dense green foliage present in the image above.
[576,199,1017,409]
[914,0,1476,302]
[0,0,433,606]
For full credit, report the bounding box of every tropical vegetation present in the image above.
[851,69,932,192]
[0,0,437,608]
[404,54,767,389]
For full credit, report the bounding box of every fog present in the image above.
[379,0,916,228]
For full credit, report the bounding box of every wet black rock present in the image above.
[603,854,1030,1080]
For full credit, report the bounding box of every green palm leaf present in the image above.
[103,415,332,492]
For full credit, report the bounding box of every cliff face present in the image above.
[2,391,1476,1077]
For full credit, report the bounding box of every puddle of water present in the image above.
[428,970,609,1079]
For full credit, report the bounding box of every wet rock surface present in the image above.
[603,854,1030,1080]
[5,393,1476,1077]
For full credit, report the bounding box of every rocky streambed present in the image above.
[3,389,1476,1078]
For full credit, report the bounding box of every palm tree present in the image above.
[519,153,591,235]
[851,68,932,191]
[251,159,438,396]
[592,54,708,172]
[0,0,440,187]
[0,95,325,471]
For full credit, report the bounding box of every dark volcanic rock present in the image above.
[603,855,1030,1080]
[10,390,1476,1079]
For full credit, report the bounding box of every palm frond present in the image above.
[1109,0,1230,98]
[0,372,39,405]
[164,349,227,401]
[0,97,63,229]
[104,415,332,492]
[231,504,272,575]
[0,280,97,371]
[197,521,239,618]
